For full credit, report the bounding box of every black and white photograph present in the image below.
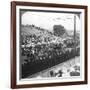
[11,1,87,88]
[20,9,81,79]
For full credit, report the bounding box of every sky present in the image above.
[21,11,80,32]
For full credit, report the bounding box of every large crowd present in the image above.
[21,34,80,78]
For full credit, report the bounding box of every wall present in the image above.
[0,0,89,90]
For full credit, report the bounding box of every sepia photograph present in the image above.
[11,1,87,89]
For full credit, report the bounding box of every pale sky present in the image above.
[21,11,80,32]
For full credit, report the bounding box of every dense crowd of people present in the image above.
[21,34,80,78]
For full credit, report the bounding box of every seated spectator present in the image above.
[50,70,55,77]
[58,69,63,77]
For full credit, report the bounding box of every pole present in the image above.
[74,14,76,40]
[74,14,76,65]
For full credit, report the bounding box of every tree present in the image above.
[53,25,66,36]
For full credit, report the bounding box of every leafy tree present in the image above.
[53,25,66,36]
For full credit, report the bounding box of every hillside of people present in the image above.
[20,24,80,78]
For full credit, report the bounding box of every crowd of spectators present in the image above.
[21,34,80,78]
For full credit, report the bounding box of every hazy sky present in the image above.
[21,11,80,32]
